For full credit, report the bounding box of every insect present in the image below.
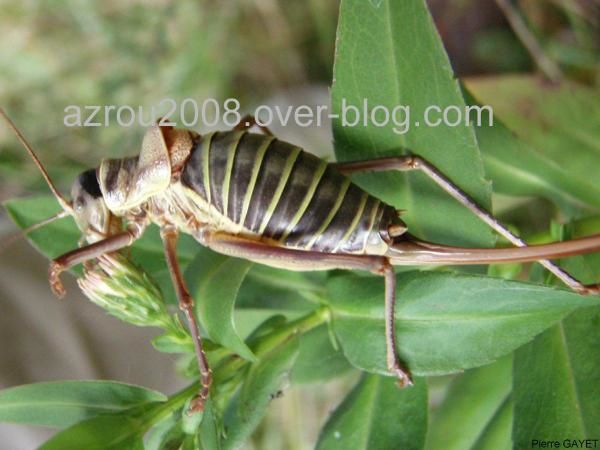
[1,108,599,412]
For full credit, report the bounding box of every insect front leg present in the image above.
[335,155,600,295]
[197,230,413,387]
[160,226,212,413]
[49,223,145,297]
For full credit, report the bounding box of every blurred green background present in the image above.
[0,0,340,201]
[1,0,597,202]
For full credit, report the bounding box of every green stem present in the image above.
[215,306,330,383]
[141,382,199,428]
[142,306,330,427]
[252,305,330,352]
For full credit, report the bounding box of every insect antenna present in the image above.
[0,107,74,214]
[0,210,71,253]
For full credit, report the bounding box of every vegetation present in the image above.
[1,1,598,449]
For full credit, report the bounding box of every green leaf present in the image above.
[38,415,146,450]
[152,330,195,354]
[233,309,299,341]
[326,271,599,375]
[426,356,512,450]
[197,398,222,450]
[291,324,353,384]
[464,88,600,216]
[332,0,493,248]
[472,397,512,450]
[316,375,427,450]
[181,434,199,450]
[145,414,183,450]
[181,397,205,435]
[186,249,255,361]
[513,306,600,446]
[150,420,186,450]
[559,307,600,435]
[4,196,80,261]
[466,75,600,214]
[237,264,325,310]
[221,336,300,450]
[0,380,165,428]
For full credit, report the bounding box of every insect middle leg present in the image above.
[161,226,212,412]
[334,155,599,294]
[197,230,413,387]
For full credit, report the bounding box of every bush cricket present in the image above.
[1,108,599,412]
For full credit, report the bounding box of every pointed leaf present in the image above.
[332,0,493,248]
[326,271,599,375]
[39,415,147,450]
[197,398,222,450]
[0,381,165,428]
[186,249,255,361]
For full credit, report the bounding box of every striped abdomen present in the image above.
[181,131,400,254]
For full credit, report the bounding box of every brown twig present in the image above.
[495,0,563,82]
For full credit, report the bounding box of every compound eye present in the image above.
[74,196,85,212]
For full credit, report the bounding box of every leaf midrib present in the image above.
[332,308,570,323]
[382,0,425,241]
[0,401,140,410]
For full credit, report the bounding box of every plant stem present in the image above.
[142,382,200,428]
[142,306,331,427]
[215,306,330,383]
[495,0,562,82]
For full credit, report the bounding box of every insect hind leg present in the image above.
[199,230,413,387]
[334,155,599,295]
[381,260,413,387]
